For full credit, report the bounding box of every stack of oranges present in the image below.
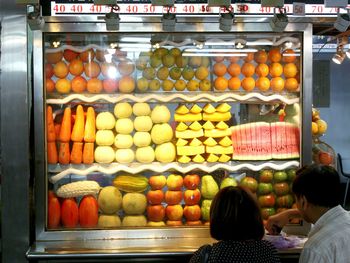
[212,48,299,93]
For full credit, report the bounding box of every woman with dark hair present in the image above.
[190,186,280,263]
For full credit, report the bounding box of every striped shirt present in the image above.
[299,205,350,263]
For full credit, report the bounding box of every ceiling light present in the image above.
[334,11,350,32]
[219,12,235,32]
[52,41,60,48]
[332,46,345,64]
[270,8,288,32]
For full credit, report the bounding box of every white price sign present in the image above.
[293,2,305,16]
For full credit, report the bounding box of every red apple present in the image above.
[240,177,258,193]
[183,189,201,205]
[258,194,276,207]
[149,175,167,190]
[186,220,202,226]
[165,190,183,205]
[183,205,201,221]
[166,220,183,226]
[146,190,164,205]
[183,174,200,190]
[166,204,183,221]
[147,205,165,222]
[166,174,183,190]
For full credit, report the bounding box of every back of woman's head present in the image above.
[210,186,264,241]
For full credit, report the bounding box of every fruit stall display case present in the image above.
[28,19,312,260]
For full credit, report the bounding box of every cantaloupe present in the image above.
[98,186,122,214]
[122,193,147,215]
[122,215,147,227]
[98,214,121,227]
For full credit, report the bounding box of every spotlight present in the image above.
[332,46,345,64]
[27,5,44,31]
[162,12,176,31]
[334,11,350,32]
[104,6,120,31]
[219,12,234,32]
[270,8,288,32]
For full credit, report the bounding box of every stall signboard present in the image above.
[49,0,350,16]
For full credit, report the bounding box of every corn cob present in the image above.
[56,180,100,198]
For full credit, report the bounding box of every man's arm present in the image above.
[265,208,301,235]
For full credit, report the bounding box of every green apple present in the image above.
[220,177,238,189]
[273,171,288,183]
[240,177,258,193]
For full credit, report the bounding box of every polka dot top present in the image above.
[189,239,280,263]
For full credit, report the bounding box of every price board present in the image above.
[49,0,350,16]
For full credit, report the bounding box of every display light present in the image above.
[104,5,120,31]
[334,11,350,32]
[270,8,288,32]
[332,46,346,64]
[27,5,44,31]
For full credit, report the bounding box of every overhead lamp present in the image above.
[334,10,350,32]
[270,8,288,32]
[104,5,120,31]
[219,12,235,32]
[162,12,176,31]
[332,46,346,64]
[27,5,44,31]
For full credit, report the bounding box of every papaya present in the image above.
[48,193,61,228]
[61,198,79,228]
[79,195,99,228]
[113,174,149,193]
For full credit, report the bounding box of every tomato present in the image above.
[258,183,273,195]
[61,198,79,228]
[79,195,99,228]
[48,194,61,229]
[258,194,276,207]
[273,171,288,182]
[276,194,294,208]
[259,170,274,183]
[273,182,290,196]
[240,177,258,193]
[261,207,276,220]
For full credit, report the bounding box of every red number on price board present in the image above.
[201,5,212,13]
[259,6,271,13]
[53,5,66,13]
[143,5,155,13]
[237,4,248,12]
[329,7,339,13]
[164,6,176,13]
[126,5,138,13]
[183,5,195,13]
[90,5,102,13]
[312,5,323,13]
[220,5,234,13]
[70,5,83,13]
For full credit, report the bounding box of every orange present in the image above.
[244,52,254,62]
[69,59,84,76]
[269,63,283,77]
[118,59,135,75]
[101,62,118,79]
[214,77,228,91]
[268,48,282,62]
[227,63,241,77]
[228,77,241,90]
[285,78,299,92]
[270,77,285,92]
[254,50,268,64]
[102,79,119,93]
[282,49,296,63]
[241,77,255,91]
[46,51,63,64]
[71,76,87,93]
[95,49,106,62]
[55,78,71,94]
[63,49,79,62]
[86,78,103,93]
[45,63,54,78]
[214,56,225,63]
[119,75,135,93]
[84,61,101,78]
[53,61,69,78]
[79,49,95,63]
[255,63,269,77]
[213,63,227,76]
[195,66,209,80]
[241,62,255,77]
[46,78,55,93]
[256,77,270,92]
[283,63,298,78]
[312,122,318,135]
[228,56,240,63]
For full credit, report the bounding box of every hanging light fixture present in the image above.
[332,46,346,64]
[334,9,350,32]
[270,8,288,32]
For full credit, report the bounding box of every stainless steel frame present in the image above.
[28,16,313,258]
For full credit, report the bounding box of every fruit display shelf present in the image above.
[46,91,300,105]
[48,160,300,184]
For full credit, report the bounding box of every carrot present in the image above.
[70,142,83,164]
[58,142,70,165]
[84,107,96,143]
[54,123,61,139]
[47,106,56,142]
[83,142,94,164]
[59,107,72,142]
[47,141,58,164]
[71,105,85,142]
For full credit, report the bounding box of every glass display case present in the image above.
[30,20,312,257]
